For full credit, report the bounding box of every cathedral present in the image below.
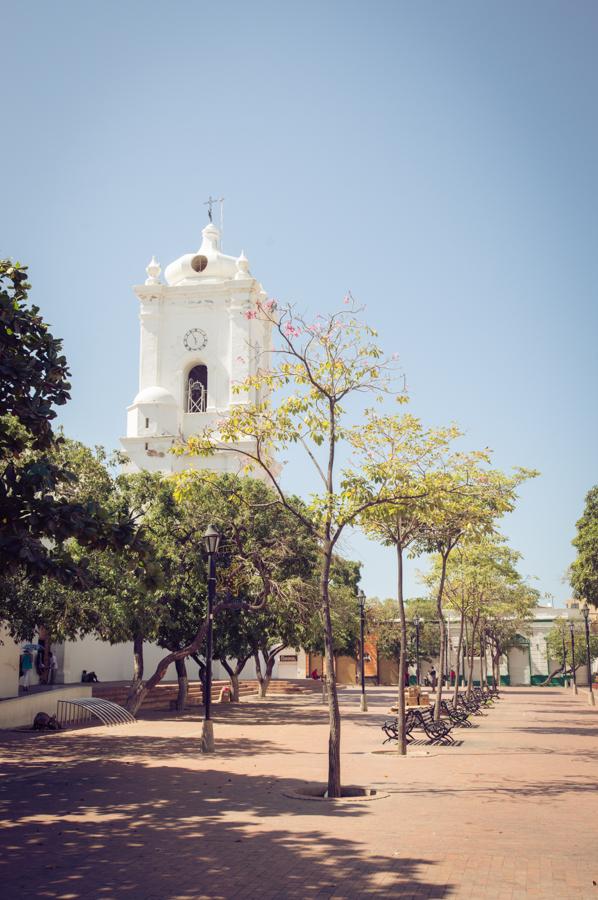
[121,219,273,474]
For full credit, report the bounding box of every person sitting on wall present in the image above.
[81,670,99,683]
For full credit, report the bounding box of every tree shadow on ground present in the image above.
[376,775,596,804]
[0,752,451,899]
[513,724,598,738]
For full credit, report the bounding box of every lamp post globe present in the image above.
[201,524,221,753]
[202,524,221,556]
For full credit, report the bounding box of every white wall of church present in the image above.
[55,638,307,686]
[0,626,21,699]
[61,636,179,684]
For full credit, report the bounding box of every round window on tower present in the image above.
[191,254,208,273]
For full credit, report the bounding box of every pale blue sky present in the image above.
[2,1,597,604]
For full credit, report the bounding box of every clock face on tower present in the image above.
[183,328,208,352]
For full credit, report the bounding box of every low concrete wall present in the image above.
[0,684,93,730]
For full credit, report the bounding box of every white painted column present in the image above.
[139,301,161,390]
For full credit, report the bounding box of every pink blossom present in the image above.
[283,322,302,338]
[244,309,258,320]
[343,294,351,305]
[236,355,246,364]
[262,298,277,311]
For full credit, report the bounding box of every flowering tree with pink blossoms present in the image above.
[181,295,421,796]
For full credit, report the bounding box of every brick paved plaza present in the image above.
[0,686,596,899]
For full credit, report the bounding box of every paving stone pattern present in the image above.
[0,686,596,899]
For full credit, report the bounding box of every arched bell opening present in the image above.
[187,364,208,413]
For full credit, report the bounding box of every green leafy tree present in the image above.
[544,617,598,683]
[484,582,538,688]
[570,486,598,607]
[355,414,459,752]
[414,459,537,719]
[0,261,145,588]
[405,597,441,666]
[1,439,154,681]
[368,599,440,679]
[123,472,321,713]
[434,535,537,703]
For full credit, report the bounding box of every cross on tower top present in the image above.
[203,195,224,225]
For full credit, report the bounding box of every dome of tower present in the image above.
[164,222,247,286]
[133,386,177,406]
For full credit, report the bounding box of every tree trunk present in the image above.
[466,620,478,698]
[480,631,487,688]
[125,678,148,717]
[492,649,500,688]
[132,633,144,683]
[175,658,188,711]
[396,542,407,755]
[540,664,564,687]
[255,646,283,698]
[320,541,342,797]
[39,626,50,685]
[124,598,238,715]
[253,651,270,698]
[219,657,249,702]
[453,613,465,707]
[433,553,449,722]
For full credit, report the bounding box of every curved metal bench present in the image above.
[57,697,136,728]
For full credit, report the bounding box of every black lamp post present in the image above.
[358,590,367,712]
[201,524,221,752]
[561,625,568,687]
[569,620,578,695]
[582,605,595,706]
[414,616,421,687]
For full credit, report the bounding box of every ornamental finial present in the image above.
[145,255,161,285]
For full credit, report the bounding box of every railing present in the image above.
[187,380,207,413]
[57,698,137,728]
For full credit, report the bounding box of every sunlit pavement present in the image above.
[0,685,596,899]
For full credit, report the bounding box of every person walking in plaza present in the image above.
[47,652,58,686]
[20,648,34,692]
[429,666,437,691]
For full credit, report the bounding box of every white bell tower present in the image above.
[121,220,272,474]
